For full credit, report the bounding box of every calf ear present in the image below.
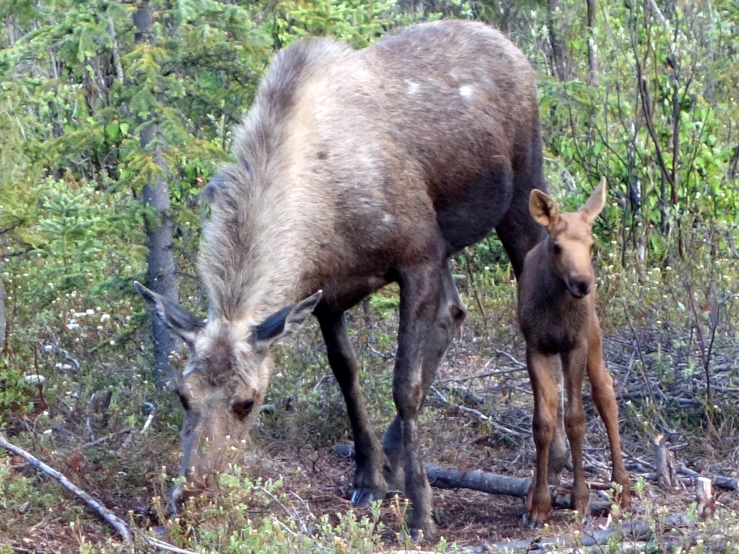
[250,291,323,352]
[134,282,204,345]
[580,177,607,224]
[529,189,560,229]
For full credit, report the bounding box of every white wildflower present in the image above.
[100,314,110,322]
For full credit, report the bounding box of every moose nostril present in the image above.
[577,281,590,296]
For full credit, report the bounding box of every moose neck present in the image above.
[198,171,317,327]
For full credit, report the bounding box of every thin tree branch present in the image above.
[0,433,132,544]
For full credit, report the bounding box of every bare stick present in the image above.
[696,477,715,518]
[0,433,132,544]
[141,402,156,434]
[440,366,526,384]
[430,386,527,437]
[81,428,133,449]
[140,535,200,554]
[653,434,676,489]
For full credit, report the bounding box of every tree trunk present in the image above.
[134,1,181,389]
[0,262,6,353]
[586,0,599,86]
[547,0,567,81]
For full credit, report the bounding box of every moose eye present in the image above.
[232,399,255,419]
[552,243,562,255]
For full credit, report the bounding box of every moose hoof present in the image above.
[523,510,548,529]
[351,488,383,508]
[402,520,437,543]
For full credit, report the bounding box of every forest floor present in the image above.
[3,289,739,553]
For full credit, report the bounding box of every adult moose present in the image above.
[136,20,553,537]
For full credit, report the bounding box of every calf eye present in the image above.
[232,399,255,419]
[552,243,562,255]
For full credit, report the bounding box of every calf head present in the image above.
[528,177,607,298]
[134,282,322,513]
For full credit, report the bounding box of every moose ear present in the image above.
[580,177,607,224]
[529,189,560,229]
[134,281,204,344]
[250,291,323,352]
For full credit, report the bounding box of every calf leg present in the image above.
[586,320,631,510]
[387,261,449,538]
[525,349,559,528]
[561,345,589,516]
[548,357,570,484]
[318,311,387,507]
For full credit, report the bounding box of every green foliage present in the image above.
[158,467,387,553]
[0,0,738,550]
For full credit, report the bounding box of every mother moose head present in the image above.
[135,281,322,511]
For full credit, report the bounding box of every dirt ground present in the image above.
[4,320,739,552]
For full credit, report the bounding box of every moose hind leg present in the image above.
[383,263,465,494]
[561,346,589,516]
[388,262,447,539]
[318,311,387,507]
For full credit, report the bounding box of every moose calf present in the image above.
[517,178,631,527]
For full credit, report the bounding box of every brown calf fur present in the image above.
[517,178,631,527]
[134,20,556,538]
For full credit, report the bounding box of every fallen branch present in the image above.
[81,428,133,450]
[440,366,526,384]
[138,534,200,554]
[677,465,738,491]
[490,520,653,552]
[336,444,611,514]
[0,433,132,544]
[426,465,529,498]
[430,386,527,438]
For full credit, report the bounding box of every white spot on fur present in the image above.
[382,214,394,225]
[406,81,420,95]
[459,85,473,99]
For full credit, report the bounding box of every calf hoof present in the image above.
[572,493,590,516]
[523,509,549,529]
[615,485,632,512]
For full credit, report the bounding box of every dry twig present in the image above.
[0,432,132,544]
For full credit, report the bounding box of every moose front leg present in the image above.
[389,263,445,539]
[318,311,388,507]
[548,357,571,484]
[526,349,559,528]
[586,320,631,510]
[561,343,589,516]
